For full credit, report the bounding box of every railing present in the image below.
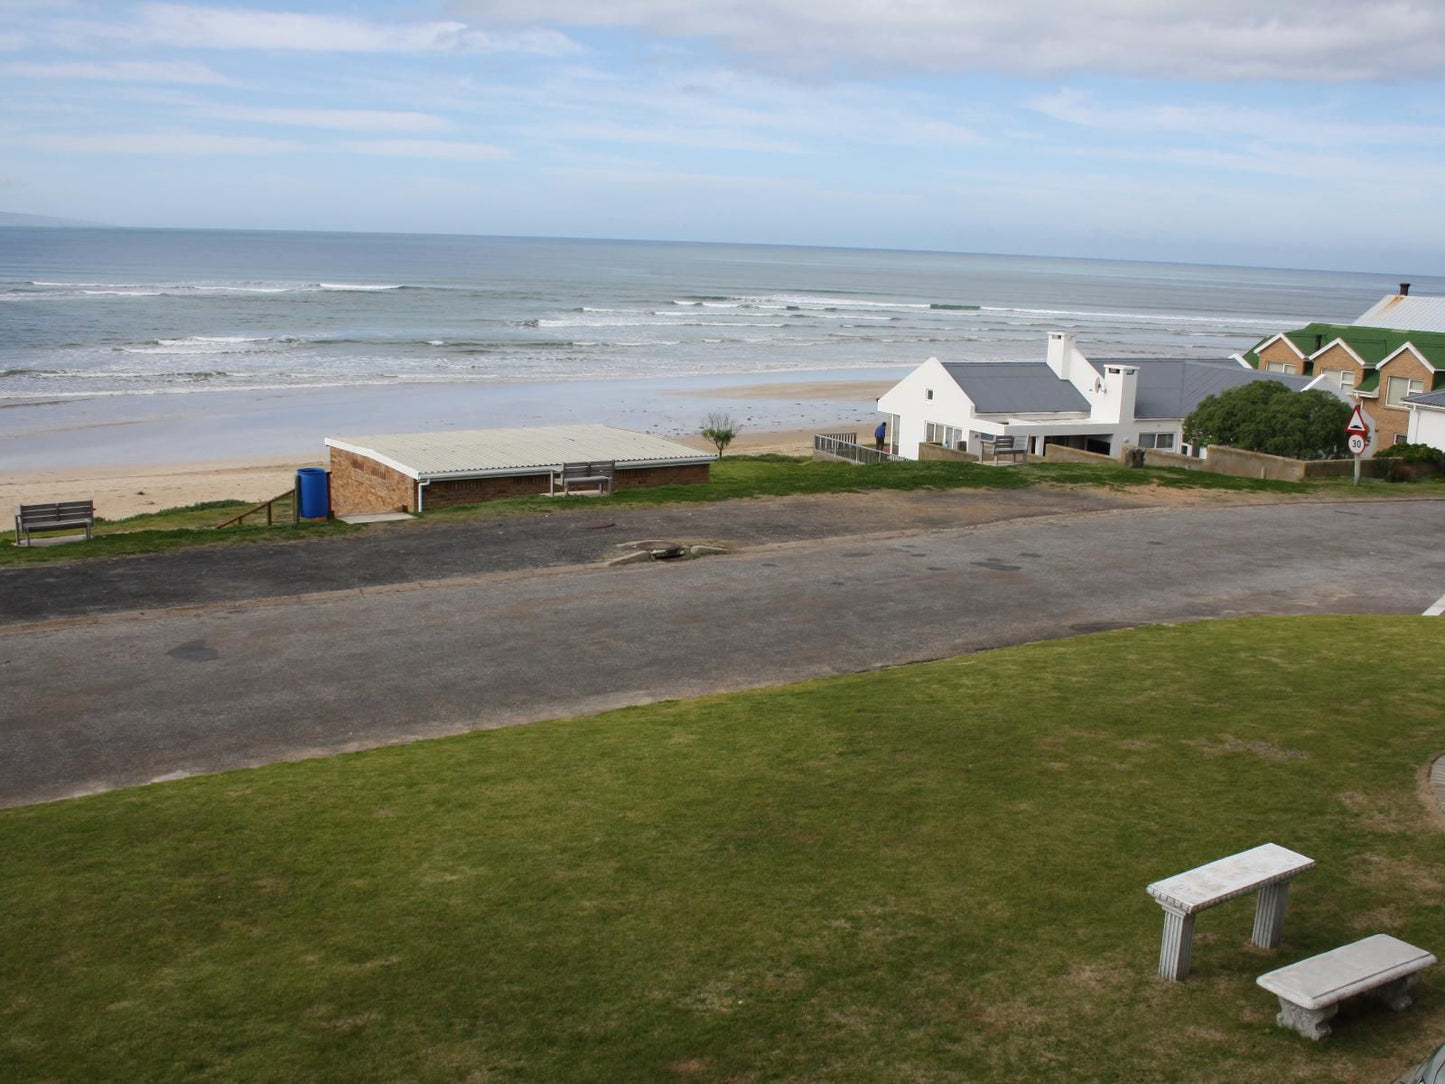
[214,488,298,529]
[813,432,904,465]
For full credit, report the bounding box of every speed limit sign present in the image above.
[1348,433,1366,455]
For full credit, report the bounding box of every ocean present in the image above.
[2,228,1432,402]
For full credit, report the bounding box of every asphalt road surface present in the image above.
[4,499,1443,807]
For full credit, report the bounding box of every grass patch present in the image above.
[421,454,1308,522]
[0,498,358,567]
[7,455,1416,566]
[3,616,1443,1082]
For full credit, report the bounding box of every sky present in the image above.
[3,0,1445,273]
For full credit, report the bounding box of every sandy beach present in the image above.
[1,372,899,519]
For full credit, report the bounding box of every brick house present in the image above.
[325,424,715,515]
[1240,289,1445,451]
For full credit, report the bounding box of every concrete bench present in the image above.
[14,500,95,545]
[1258,934,1436,1040]
[550,461,614,496]
[1147,842,1315,982]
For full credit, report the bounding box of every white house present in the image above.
[1405,389,1445,452]
[877,332,1312,460]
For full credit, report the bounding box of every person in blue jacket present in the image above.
[874,420,887,450]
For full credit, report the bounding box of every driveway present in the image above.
[3,498,1443,807]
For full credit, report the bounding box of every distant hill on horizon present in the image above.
[0,210,108,228]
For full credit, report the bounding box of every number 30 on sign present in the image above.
[1348,433,1366,455]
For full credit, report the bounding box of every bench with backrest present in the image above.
[988,435,1026,463]
[1146,842,1315,982]
[1257,934,1436,1040]
[14,500,95,545]
[550,461,615,496]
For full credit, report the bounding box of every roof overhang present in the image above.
[1378,342,1437,373]
[1310,337,1369,368]
[325,437,714,482]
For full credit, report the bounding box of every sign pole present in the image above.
[1345,405,1369,486]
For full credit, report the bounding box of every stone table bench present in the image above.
[1258,934,1436,1040]
[1146,842,1315,982]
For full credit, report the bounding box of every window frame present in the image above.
[1386,375,1425,408]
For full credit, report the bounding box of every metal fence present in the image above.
[813,432,904,464]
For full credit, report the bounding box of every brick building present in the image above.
[1240,288,1445,451]
[324,424,715,515]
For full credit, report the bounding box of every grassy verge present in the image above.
[3,616,1442,1082]
[0,499,359,567]
[6,455,1431,567]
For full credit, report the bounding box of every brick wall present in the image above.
[613,463,711,489]
[331,456,713,514]
[1257,339,1306,374]
[1369,351,1434,447]
[328,448,415,514]
[1311,342,1364,392]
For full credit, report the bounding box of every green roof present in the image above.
[1242,323,1445,370]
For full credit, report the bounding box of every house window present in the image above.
[1338,369,1356,389]
[925,422,963,448]
[1386,376,1425,407]
[1265,362,1294,374]
[1137,433,1176,450]
[924,388,934,401]
[1395,434,1408,445]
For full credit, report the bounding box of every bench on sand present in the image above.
[550,461,614,496]
[14,500,95,545]
[1146,842,1315,982]
[1258,934,1436,1040]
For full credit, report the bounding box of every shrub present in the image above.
[1374,441,1445,466]
[1184,382,1352,459]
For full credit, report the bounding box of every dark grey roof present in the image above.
[1405,389,1445,408]
[1093,357,1313,420]
[939,362,1089,413]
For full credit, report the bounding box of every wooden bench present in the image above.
[1258,934,1436,1040]
[986,435,1026,463]
[550,461,614,496]
[14,500,95,545]
[1146,842,1315,982]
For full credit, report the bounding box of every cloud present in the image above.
[201,106,451,133]
[1031,89,1445,151]
[34,131,300,154]
[76,3,581,55]
[456,0,1445,81]
[2,59,233,84]
[337,139,508,160]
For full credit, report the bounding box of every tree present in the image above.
[700,412,740,457]
[1183,381,1351,460]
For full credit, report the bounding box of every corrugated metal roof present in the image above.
[940,362,1089,413]
[1093,357,1312,419]
[1405,389,1445,408]
[326,424,715,480]
[1353,294,1445,333]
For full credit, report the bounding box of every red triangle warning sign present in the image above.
[1346,405,1369,436]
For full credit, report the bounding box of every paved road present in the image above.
[3,499,1443,807]
[0,487,1131,624]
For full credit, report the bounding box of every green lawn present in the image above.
[3,616,1443,1082]
[0,455,1322,567]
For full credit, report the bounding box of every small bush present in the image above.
[1374,441,1444,465]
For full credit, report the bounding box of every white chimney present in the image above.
[1046,331,1076,380]
[1097,364,1138,424]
